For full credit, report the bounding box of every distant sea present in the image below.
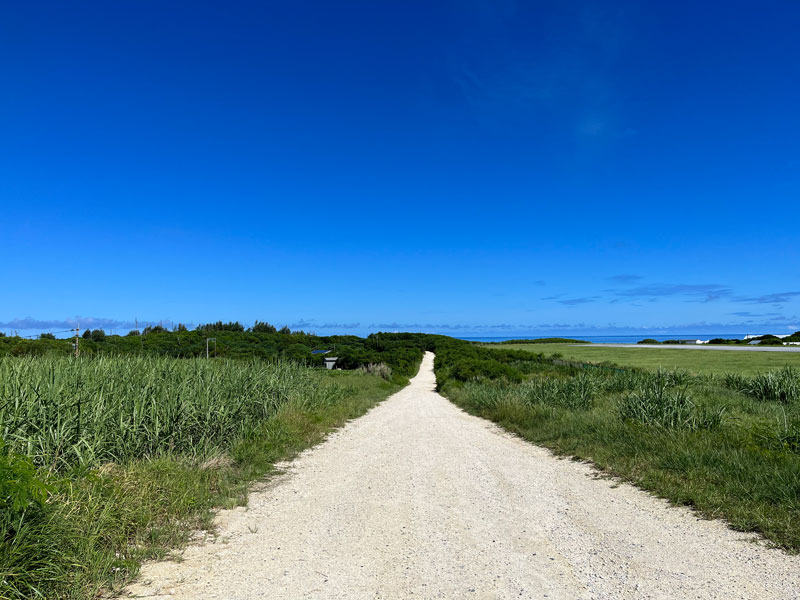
[458,335,748,344]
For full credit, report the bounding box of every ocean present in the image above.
[458,335,748,344]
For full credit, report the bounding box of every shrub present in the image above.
[0,442,51,596]
[283,343,311,362]
[10,344,43,357]
[0,442,47,518]
[637,338,660,344]
[449,358,522,383]
[358,363,392,380]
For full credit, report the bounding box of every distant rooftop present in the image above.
[311,349,331,355]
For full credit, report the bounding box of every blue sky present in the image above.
[2,1,799,337]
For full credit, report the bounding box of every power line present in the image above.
[15,328,80,339]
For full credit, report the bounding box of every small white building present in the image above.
[323,357,338,370]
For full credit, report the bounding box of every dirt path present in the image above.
[126,352,800,599]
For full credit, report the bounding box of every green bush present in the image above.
[0,442,47,518]
[0,442,53,598]
[449,358,522,382]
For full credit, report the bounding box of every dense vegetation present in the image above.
[1,357,344,470]
[0,326,430,385]
[438,343,800,551]
[0,344,423,598]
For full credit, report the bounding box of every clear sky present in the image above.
[2,1,799,337]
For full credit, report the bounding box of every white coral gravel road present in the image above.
[125,352,800,599]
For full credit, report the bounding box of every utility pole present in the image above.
[206,337,216,359]
[74,328,80,358]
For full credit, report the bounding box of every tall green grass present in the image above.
[735,366,799,404]
[0,355,405,599]
[618,370,726,430]
[0,356,337,470]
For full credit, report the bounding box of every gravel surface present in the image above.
[125,352,800,599]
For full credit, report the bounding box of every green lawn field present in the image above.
[495,343,800,375]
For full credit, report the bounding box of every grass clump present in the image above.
[619,378,694,429]
[522,373,596,410]
[618,371,725,430]
[722,367,800,404]
[746,367,800,404]
[357,362,392,380]
[752,413,800,455]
